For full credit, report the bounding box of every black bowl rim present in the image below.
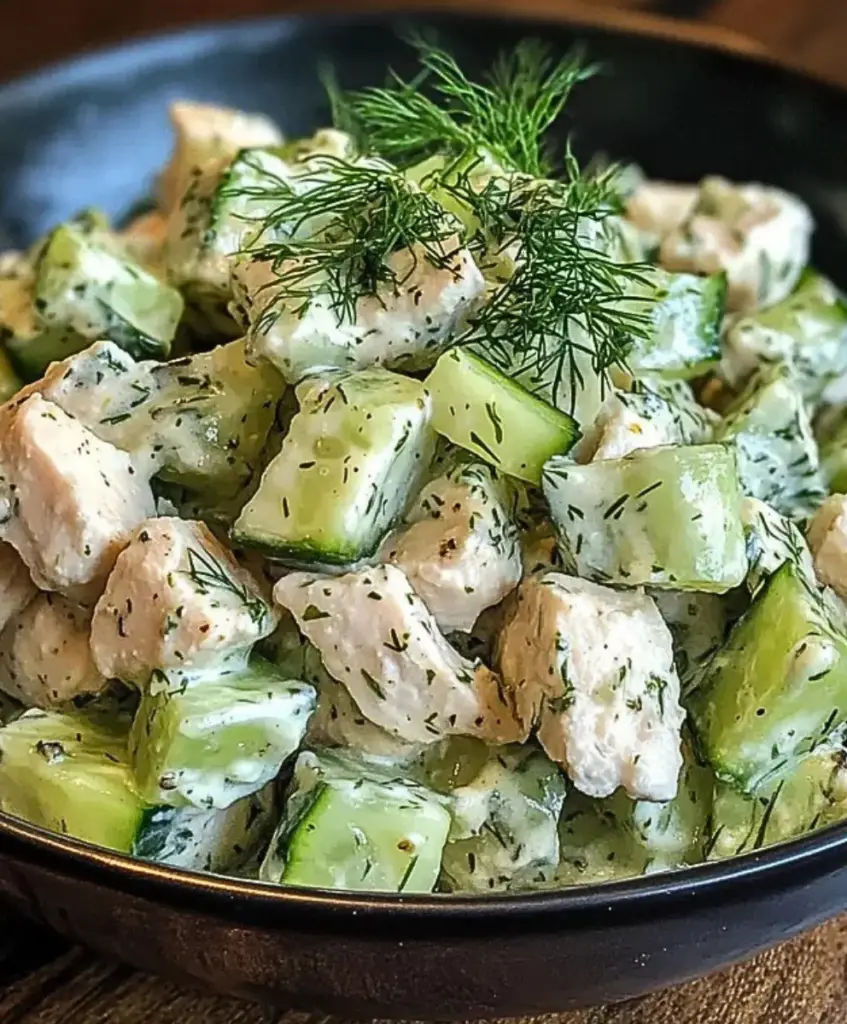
[2,7,847,928]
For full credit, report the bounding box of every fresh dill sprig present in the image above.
[184,546,268,627]
[333,35,597,176]
[455,153,654,412]
[226,153,461,328]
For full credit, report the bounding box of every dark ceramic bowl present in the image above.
[2,9,847,1019]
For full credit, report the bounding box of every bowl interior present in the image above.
[1,11,847,915]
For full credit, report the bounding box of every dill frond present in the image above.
[455,154,655,413]
[334,35,597,176]
[227,154,461,328]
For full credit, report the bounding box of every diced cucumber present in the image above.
[722,270,847,401]
[166,147,291,301]
[133,784,277,873]
[741,497,815,597]
[716,362,824,519]
[543,444,747,592]
[627,270,726,380]
[689,562,847,790]
[34,223,183,360]
[34,339,284,499]
[0,270,85,381]
[0,708,145,853]
[706,746,847,860]
[598,738,714,868]
[129,658,316,810]
[438,745,567,893]
[233,369,435,565]
[260,749,451,893]
[818,406,847,494]
[426,348,579,485]
[652,590,729,694]
[145,339,285,497]
[556,791,649,886]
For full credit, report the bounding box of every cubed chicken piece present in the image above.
[0,341,147,450]
[0,593,105,707]
[306,653,425,762]
[576,384,715,464]
[0,542,36,633]
[807,494,847,600]
[158,101,283,213]
[90,518,277,684]
[497,573,685,802]
[274,564,523,746]
[625,181,699,241]
[0,395,155,601]
[660,177,812,312]
[233,237,485,381]
[382,463,521,632]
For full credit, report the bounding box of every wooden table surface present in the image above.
[2,0,847,1021]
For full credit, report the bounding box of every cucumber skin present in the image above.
[689,562,847,791]
[129,659,316,811]
[0,709,146,854]
[717,362,825,519]
[233,369,435,566]
[426,348,580,485]
[543,443,747,593]
[629,271,726,380]
[34,224,183,360]
[261,750,450,893]
[706,749,847,860]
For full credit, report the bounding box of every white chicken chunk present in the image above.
[497,573,685,802]
[660,177,812,313]
[625,181,698,242]
[0,593,105,707]
[807,494,847,600]
[306,655,425,763]
[233,237,485,381]
[576,383,715,464]
[0,395,155,602]
[274,564,523,746]
[0,542,36,633]
[382,462,521,632]
[90,517,277,685]
[158,101,283,213]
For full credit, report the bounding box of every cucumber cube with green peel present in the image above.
[133,784,277,873]
[34,223,183,360]
[233,368,435,565]
[167,147,292,300]
[426,347,579,485]
[543,443,747,592]
[0,708,145,853]
[690,561,847,790]
[628,269,726,380]
[706,747,847,860]
[261,749,451,893]
[129,658,316,810]
[716,361,825,519]
[146,338,285,498]
[722,269,847,401]
[438,745,567,893]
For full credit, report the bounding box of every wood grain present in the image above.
[1,0,847,1020]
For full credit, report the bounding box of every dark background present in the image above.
[0,0,845,87]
